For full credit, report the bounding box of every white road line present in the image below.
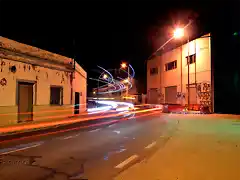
[63,136,73,140]
[115,155,139,169]
[145,141,157,149]
[89,128,101,133]
[113,130,121,134]
[108,124,116,128]
[0,143,42,155]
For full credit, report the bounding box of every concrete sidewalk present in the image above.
[115,115,240,180]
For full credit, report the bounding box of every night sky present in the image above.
[1,0,240,96]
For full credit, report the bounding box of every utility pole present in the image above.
[126,66,129,97]
[187,34,190,109]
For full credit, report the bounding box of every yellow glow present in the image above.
[123,79,129,83]
[93,97,115,100]
[93,91,96,94]
[103,74,108,79]
[174,28,184,39]
[121,63,127,68]
[122,96,135,100]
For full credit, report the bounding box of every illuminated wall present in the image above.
[0,37,87,126]
[147,33,212,108]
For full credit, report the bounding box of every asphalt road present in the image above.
[0,110,178,180]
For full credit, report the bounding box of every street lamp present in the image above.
[173,28,184,39]
[103,74,108,79]
[121,62,130,97]
[121,63,127,69]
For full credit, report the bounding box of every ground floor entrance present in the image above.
[18,81,34,123]
[74,92,80,114]
[165,86,177,104]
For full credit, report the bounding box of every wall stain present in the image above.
[32,65,36,71]
[0,78,7,86]
[61,74,65,84]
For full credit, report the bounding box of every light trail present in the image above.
[0,103,87,116]
[0,110,160,145]
[0,106,161,134]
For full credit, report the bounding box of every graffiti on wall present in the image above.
[158,92,164,101]
[176,92,186,100]
[197,82,211,106]
[0,78,7,86]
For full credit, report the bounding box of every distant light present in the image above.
[122,96,135,100]
[93,91,96,94]
[103,74,108,79]
[121,63,127,68]
[233,32,238,36]
[123,79,129,83]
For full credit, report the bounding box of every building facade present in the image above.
[0,36,87,126]
[147,33,213,111]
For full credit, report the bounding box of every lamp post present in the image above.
[173,27,190,109]
[121,63,130,97]
[97,73,108,97]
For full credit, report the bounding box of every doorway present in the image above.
[148,88,158,104]
[189,87,197,104]
[74,92,80,114]
[165,86,177,104]
[18,82,34,123]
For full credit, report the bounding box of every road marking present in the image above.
[145,141,156,149]
[89,128,101,133]
[115,155,138,169]
[75,133,81,137]
[113,130,120,134]
[108,124,116,128]
[63,136,73,140]
[0,143,42,155]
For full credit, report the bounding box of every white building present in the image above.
[0,36,87,126]
[147,33,213,111]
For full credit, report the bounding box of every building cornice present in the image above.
[0,36,75,72]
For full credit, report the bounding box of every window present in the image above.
[150,67,158,75]
[186,54,196,65]
[165,60,177,71]
[50,86,63,105]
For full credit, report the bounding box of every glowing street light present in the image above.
[103,74,108,79]
[121,63,127,69]
[93,91,96,95]
[173,28,184,39]
[123,79,129,83]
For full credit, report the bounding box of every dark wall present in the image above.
[211,17,240,114]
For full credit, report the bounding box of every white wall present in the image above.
[0,58,72,106]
